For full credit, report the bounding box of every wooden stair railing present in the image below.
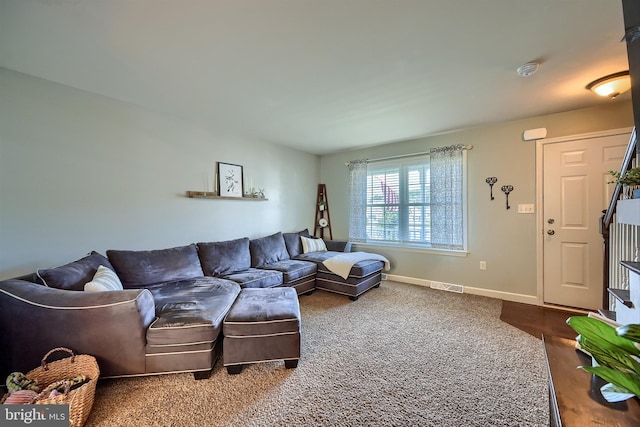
[600,127,638,308]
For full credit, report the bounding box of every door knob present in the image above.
[547,230,555,235]
[547,218,555,224]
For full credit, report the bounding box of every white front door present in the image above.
[542,130,630,310]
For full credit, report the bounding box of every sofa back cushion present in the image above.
[36,251,114,291]
[197,237,251,277]
[250,232,290,268]
[282,229,311,258]
[107,244,203,288]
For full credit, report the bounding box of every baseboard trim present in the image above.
[384,274,539,305]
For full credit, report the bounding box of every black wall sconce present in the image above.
[501,185,514,210]
[485,177,498,200]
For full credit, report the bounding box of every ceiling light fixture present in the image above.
[586,71,631,99]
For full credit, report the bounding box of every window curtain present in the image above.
[429,145,465,250]
[347,159,368,242]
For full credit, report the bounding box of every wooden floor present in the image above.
[500,301,581,340]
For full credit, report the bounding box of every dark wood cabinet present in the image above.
[542,335,640,426]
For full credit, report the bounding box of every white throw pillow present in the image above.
[300,236,327,253]
[84,265,124,292]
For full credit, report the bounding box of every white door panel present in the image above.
[543,132,629,309]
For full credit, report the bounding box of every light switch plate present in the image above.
[517,204,535,214]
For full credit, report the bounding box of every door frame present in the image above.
[535,127,633,307]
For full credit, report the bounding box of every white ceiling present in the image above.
[0,1,630,155]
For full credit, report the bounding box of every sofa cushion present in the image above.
[84,265,124,292]
[221,268,283,289]
[282,229,311,258]
[318,259,385,278]
[223,287,301,337]
[301,236,327,253]
[249,232,290,268]
[294,251,343,263]
[144,277,241,346]
[37,251,114,291]
[259,259,317,284]
[197,238,251,277]
[107,244,203,288]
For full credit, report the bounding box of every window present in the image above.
[365,157,430,244]
[348,145,467,251]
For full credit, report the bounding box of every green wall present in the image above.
[1,63,634,302]
[320,101,634,301]
[0,68,320,279]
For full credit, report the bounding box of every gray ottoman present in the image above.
[223,287,301,374]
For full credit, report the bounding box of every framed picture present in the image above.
[217,162,244,197]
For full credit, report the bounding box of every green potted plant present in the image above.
[566,316,640,402]
[609,166,640,199]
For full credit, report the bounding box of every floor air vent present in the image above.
[430,281,464,293]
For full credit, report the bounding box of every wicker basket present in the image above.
[26,347,100,427]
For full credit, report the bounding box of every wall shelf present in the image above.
[186,191,268,201]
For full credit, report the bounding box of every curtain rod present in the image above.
[345,144,473,166]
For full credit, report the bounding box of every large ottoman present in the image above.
[223,287,301,374]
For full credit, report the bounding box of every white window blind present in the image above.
[348,145,467,250]
[366,156,431,244]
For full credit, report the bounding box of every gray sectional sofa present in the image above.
[0,229,385,381]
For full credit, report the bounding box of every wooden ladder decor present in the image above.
[314,184,333,239]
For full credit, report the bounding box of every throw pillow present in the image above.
[197,238,251,276]
[300,236,328,253]
[249,232,290,267]
[37,251,114,291]
[84,265,124,292]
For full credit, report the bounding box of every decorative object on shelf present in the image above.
[609,167,640,199]
[501,185,514,210]
[566,316,640,402]
[485,177,498,200]
[217,162,243,198]
[203,170,217,196]
[314,184,332,239]
[245,190,266,199]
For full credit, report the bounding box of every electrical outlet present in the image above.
[479,261,487,270]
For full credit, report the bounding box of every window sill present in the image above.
[352,242,468,257]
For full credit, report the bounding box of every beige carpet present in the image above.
[86,281,549,426]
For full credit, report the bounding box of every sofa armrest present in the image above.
[324,240,352,253]
[0,279,155,378]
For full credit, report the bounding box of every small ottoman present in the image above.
[223,287,301,374]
